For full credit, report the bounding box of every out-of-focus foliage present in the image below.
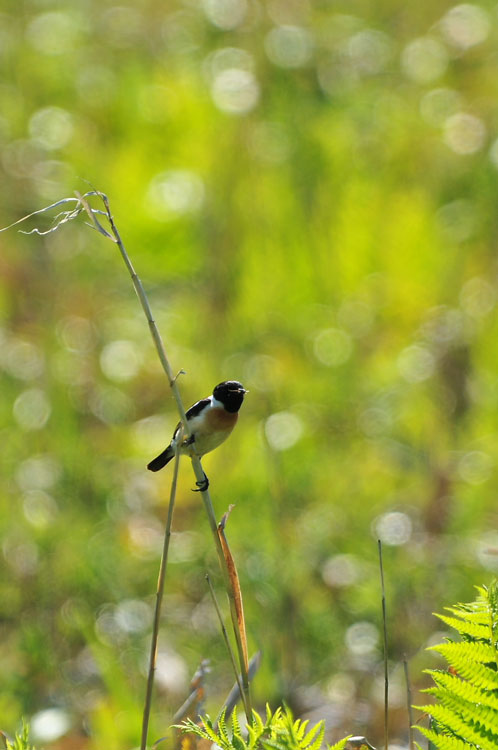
[1,0,498,748]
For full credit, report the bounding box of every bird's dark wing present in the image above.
[170,398,211,441]
[186,398,210,420]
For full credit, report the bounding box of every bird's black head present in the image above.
[213,380,247,413]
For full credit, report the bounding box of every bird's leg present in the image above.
[184,433,208,490]
[192,472,209,492]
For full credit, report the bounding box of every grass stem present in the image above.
[206,573,248,722]
[378,539,389,750]
[403,658,414,750]
[140,447,181,750]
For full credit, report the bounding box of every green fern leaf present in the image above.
[246,725,260,749]
[487,582,498,616]
[428,639,497,665]
[216,712,231,748]
[425,669,498,712]
[272,706,282,724]
[248,709,265,742]
[175,718,204,738]
[416,725,475,750]
[428,642,498,690]
[261,739,289,750]
[302,721,325,750]
[444,606,489,625]
[439,657,498,691]
[247,712,267,750]
[232,734,247,750]
[416,703,497,750]
[200,716,227,747]
[435,613,492,641]
[293,718,306,742]
[417,585,498,750]
[231,710,243,742]
[327,737,352,750]
[5,723,34,750]
[422,682,498,738]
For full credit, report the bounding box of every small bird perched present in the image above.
[147,381,247,486]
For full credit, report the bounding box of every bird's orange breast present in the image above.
[205,407,238,431]
[187,407,238,457]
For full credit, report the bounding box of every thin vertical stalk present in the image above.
[378,539,389,750]
[403,658,414,750]
[205,573,247,722]
[141,446,181,750]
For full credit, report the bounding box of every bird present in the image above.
[147,380,247,489]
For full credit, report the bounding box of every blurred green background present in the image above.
[2,0,498,748]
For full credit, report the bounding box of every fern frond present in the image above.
[247,709,267,750]
[428,639,497,665]
[301,721,325,750]
[177,706,348,750]
[246,725,260,749]
[327,737,352,750]
[271,706,282,724]
[262,740,289,750]
[434,613,492,641]
[231,734,247,750]
[231,710,243,740]
[176,715,232,749]
[293,717,306,742]
[444,606,489,624]
[424,669,498,712]
[5,723,34,750]
[416,583,498,750]
[422,682,498,738]
[416,725,475,750]
[217,711,231,747]
[252,708,265,734]
[487,582,498,617]
[428,642,498,690]
[415,703,497,750]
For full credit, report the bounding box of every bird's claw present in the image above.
[192,473,209,492]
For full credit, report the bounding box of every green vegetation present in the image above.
[1,0,498,748]
[177,705,350,750]
[416,582,498,750]
[3,723,35,750]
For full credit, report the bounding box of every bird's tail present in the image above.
[147,446,174,472]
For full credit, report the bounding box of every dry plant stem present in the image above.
[217,512,251,719]
[141,446,182,750]
[77,193,253,728]
[378,539,389,750]
[206,573,248,722]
